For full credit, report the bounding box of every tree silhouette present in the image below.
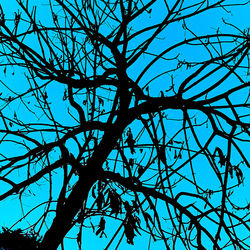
[0,0,249,249]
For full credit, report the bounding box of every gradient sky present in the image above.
[0,1,250,249]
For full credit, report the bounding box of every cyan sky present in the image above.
[0,1,249,249]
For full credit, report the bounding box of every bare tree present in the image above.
[0,0,250,249]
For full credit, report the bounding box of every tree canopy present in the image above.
[0,0,250,249]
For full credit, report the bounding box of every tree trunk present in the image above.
[40,167,97,249]
[40,117,132,249]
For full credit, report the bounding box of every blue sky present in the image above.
[0,1,250,249]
